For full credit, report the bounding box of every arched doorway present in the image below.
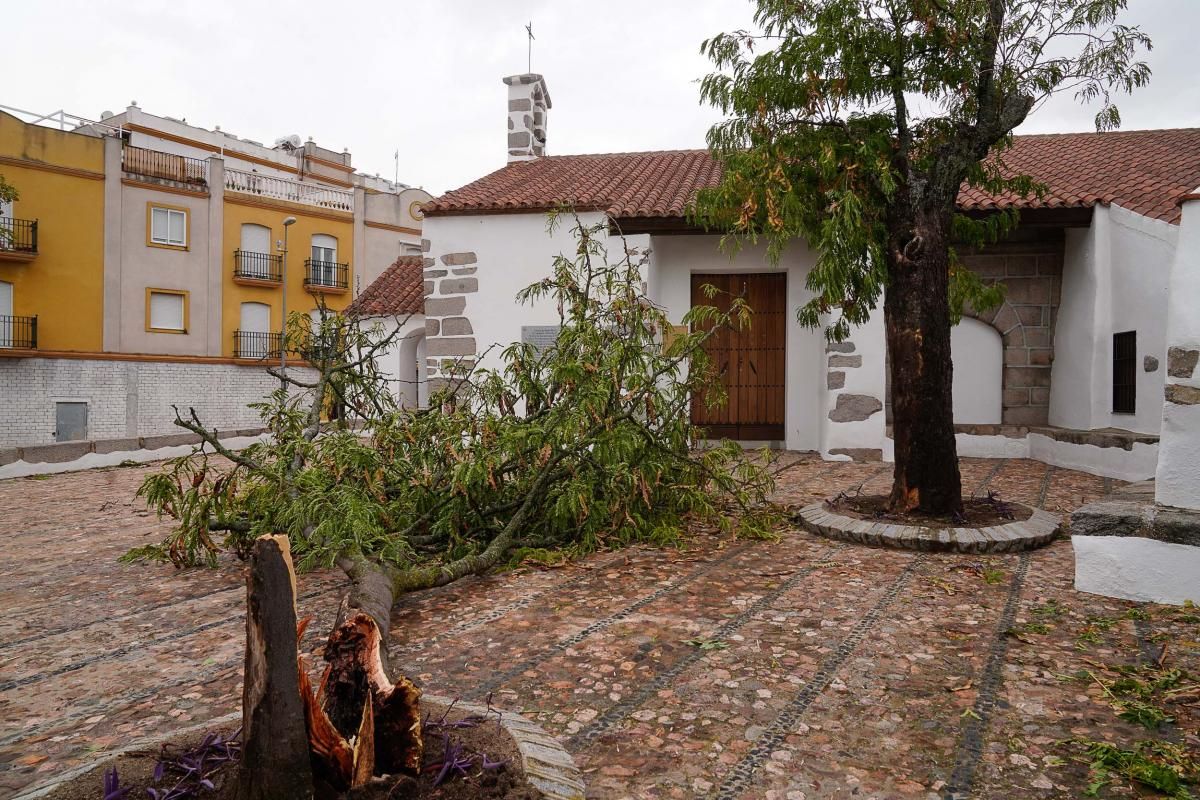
[395,330,426,409]
[951,317,1003,424]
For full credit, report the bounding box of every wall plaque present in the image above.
[521,325,561,353]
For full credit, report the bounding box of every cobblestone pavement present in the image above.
[1,457,1197,799]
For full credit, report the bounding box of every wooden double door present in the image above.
[690,272,786,441]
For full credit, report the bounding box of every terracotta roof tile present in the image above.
[346,256,424,317]
[425,129,1200,225]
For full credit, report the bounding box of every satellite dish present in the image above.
[288,134,302,148]
[100,110,114,120]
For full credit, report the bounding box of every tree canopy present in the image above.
[692,0,1151,340]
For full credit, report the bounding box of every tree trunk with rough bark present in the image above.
[884,205,964,516]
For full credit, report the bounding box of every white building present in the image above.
[415,73,1200,503]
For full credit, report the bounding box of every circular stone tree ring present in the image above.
[795,502,1060,553]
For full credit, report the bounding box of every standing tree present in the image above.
[693,0,1150,514]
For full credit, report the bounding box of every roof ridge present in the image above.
[426,128,1200,225]
[1007,127,1200,139]
[537,148,710,159]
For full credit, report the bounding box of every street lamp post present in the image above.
[280,216,297,390]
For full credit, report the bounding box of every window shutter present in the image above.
[151,208,169,242]
[168,210,185,245]
[150,292,185,330]
[1113,331,1137,414]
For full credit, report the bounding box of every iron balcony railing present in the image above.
[122,145,209,186]
[224,167,354,212]
[233,250,284,283]
[303,258,349,290]
[0,217,38,255]
[0,315,37,349]
[233,330,282,360]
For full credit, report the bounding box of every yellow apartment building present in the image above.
[0,112,106,354]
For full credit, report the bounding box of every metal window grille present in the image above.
[1113,330,1137,414]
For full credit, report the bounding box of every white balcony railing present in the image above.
[224,168,353,212]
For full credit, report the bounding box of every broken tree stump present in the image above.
[322,613,424,776]
[238,534,315,800]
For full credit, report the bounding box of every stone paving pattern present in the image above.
[1,457,1198,799]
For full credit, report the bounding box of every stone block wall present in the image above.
[0,356,316,449]
[961,228,1064,426]
[423,241,479,393]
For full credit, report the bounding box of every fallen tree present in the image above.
[127,212,779,794]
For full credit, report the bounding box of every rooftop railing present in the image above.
[122,145,209,186]
[224,168,353,212]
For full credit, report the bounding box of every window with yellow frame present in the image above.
[146,203,189,250]
[145,288,189,334]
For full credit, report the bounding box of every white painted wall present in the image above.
[1156,195,1200,509]
[0,356,316,448]
[952,317,1003,424]
[1050,205,1176,433]
[649,234,823,452]
[423,211,638,375]
[819,310,888,459]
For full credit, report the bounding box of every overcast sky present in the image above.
[6,0,1197,195]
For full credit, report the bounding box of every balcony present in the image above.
[303,259,349,292]
[224,168,353,212]
[233,250,283,285]
[0,315,37,349]
[233,330,282,361]
[122,145,209,187]
[0,217,38,262]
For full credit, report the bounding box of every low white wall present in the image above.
[954,433,1030,460]
[0,356,316,448]
[0,433,270,480]
[1028,433,1158,482]
[952,432,1158,481]
[1074,536,1200,606]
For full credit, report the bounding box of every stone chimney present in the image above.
[504,74,551,163]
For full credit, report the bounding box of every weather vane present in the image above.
[526,21,535,73]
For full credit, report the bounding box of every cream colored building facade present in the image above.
[0,104,429,451]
